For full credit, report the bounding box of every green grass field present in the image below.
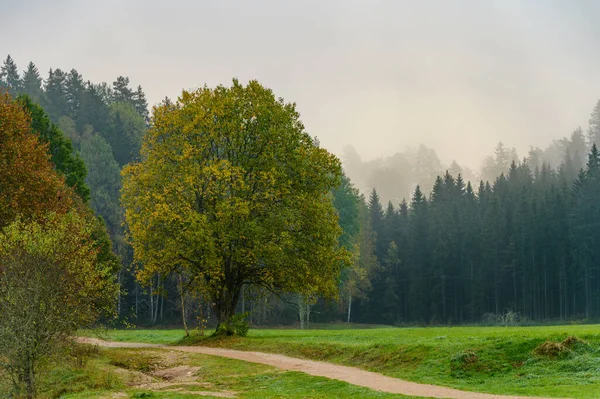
[88,324,600,398]
[1,345,412,399]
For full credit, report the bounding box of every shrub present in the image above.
[482,310,520,326]
[215,312,250,337]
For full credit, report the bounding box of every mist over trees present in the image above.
[342,121,595,209]
[342,144,478,205]
[7,50,600,328]
[343,99,600,324]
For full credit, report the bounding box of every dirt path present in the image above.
[78,337,570,399]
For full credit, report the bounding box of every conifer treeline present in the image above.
[350,144,600,324]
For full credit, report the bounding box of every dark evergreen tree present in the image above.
[0,55,21,96]
[65,69,85,119]
[44,68,68,122]
[408,185,430,321]
[105,101,146,165]
[77,83,112,134]
[588,100,600,147]
[21,61,43,103]
[17,95,90,201]
[112,76,134,103]
[133,84,149,122]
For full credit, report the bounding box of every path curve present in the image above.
[77,337,570,399]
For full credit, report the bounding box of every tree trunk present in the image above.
[135,282,139,319]
[347,295,352,323]
[177,274,189,337]
[23,365,36,399]
[213,281,243,333]
[149,283,154,324]
[117,272,122,317]
[160,292,164,321]
[585,260,590,319]
[298,295,306,330]
[153,275,161,324]
[241,286,246,314]
[441,272,447,320]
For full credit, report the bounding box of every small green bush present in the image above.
[215,312,250,337]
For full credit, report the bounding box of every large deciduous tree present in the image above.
[122,80,348,330]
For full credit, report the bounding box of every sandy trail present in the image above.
[78,337,570,399]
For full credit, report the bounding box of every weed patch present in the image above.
[107,350,161,372]
[534,335,587,358]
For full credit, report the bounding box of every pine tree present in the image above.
[77,83,111,134]
[105,101,146,165]
[80,132,122,235]
[363,189,387,322]
[21,62,43,103]
[133,84,149,121]
[0,55,21,96]
[112,76,133,103]
[588,100,600,147]
[65,69,85,119]
[408,185,429,321]
[44,68,68,122]
[368,188,385,259]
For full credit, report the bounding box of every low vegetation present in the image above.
[0,344,412,398]
[96,324,600,398]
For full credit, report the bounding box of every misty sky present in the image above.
[3,0,600,169]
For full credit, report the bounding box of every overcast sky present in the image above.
[3,0,600,168]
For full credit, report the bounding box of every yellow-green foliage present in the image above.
[122,79,349,325]
[0,213,119,397]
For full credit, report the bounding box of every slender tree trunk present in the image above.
[177,274,189,336]
[149,283,154,324]
[241,285,245,314]
[470,261,475,321]
[298,295,305,329]
[135,282,139,319]
[159,286,164,321]
[441,272,447,320]
[347,295,352,323]
[559,260,564,320]
[513,258,517,312]
[117,272,122,317]
[585,260,590,319]
[152,274,161,324]
[494,244,499,314]
[543,263,547,320]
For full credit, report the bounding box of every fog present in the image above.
[3,0,600,191]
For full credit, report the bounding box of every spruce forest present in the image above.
[5,53,600,327]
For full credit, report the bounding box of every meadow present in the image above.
[89,324,600,399]
[0,345,412,399]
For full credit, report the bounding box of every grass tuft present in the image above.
[106,350,160,373]
[534,335,587,358]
